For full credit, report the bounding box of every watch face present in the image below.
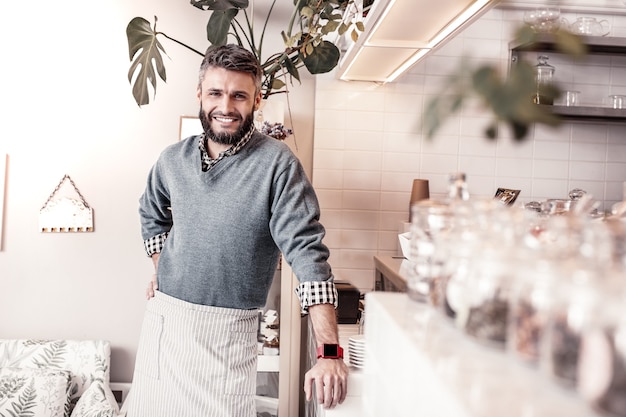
[323,344,338,357]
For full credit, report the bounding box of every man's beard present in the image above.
[199,104,255,146]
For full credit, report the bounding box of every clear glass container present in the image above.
[407,199,451,304]
[447,172,469,201]
[533,55,555,105]
[538,243,606,390]
[507,257,557,366]
[575,274,626,417]
[457,246,515,348]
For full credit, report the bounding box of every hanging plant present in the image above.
[126,0,365,106]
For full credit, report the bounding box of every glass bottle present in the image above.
[447,172,469,201]
[533,55,555,105]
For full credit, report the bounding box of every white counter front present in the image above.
[361,292,602,417]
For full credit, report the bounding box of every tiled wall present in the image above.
[313,6,626,293]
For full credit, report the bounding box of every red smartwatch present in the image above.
[316,344,344,359]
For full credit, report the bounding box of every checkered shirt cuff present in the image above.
[295,280,338,314]
[143,232,169,257]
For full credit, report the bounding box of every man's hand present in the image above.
[146,273,158,300]
[146,253,159,300]
[304,357,349,409]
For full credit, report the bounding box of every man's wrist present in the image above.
[316,344,344,359]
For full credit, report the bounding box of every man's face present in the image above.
[197,67,262,145]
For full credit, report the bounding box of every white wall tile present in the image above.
[459,155,497,177]
[570,161,606,180]
[313,149,344,170]
[314,128,346,149]
[534,159,569,179]
[344,170,382,191]
[313,169,344,189]
[342,190,381,211]
[495,157,533,178]
[341,210,380,230]
[345,130,384,151]
[535,140,571,160]
[382,152,421,173]
[344,150,383,170]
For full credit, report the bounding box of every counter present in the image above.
[373,255,407,292]
[362,292,602,417]
[306,324,365,417]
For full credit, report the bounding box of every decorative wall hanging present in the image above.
[39,175,94,233]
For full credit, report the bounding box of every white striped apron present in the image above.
[126,291,258,417]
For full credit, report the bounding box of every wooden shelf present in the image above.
[546,105,626,122]
[257,354,280,372]
[510,35,626,123]
[510,34,626,54]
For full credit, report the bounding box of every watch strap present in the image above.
[316,344,344,359]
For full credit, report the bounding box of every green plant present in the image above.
[126,0,364,107]
[423,25,588,141]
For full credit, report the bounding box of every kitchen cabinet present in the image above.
[509,34,626,122]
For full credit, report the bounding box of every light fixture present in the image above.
[337,0,501,82]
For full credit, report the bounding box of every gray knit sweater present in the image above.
[139,132,333,309]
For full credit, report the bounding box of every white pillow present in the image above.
[70,380,119,417]
[0,367,72,417]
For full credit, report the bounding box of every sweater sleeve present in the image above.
[139,159,173,244]
[269,157,338,312]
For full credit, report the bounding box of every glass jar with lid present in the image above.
[533,55,555,105]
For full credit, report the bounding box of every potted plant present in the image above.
[126,0,364,107]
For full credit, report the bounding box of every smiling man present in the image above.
[126,44,348,417]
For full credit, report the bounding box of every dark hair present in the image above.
[198,44,263,93]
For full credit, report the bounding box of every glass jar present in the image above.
[457,246,516,348]
[576,275,626,417]
[533,55,555,105]
[540,262,599,388]
[407,199,451,304]
[507,257,557,366]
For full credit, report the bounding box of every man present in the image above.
[126,44,348,417]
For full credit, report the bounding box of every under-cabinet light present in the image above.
[337,0,500,83]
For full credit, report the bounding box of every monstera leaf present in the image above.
[207,9,240,46]
[190,0,248,11]
[126,17,168,107]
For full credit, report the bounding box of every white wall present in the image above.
[314,7,626,293]
[0,0,314,382]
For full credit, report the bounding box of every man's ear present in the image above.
[253,92,263,111]
[196,87,202,102]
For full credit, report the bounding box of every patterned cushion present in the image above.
[70,380,119,417]
[0,367,72,417]
[0,340,111,412]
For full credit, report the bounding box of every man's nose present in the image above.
[217,95,236,113]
